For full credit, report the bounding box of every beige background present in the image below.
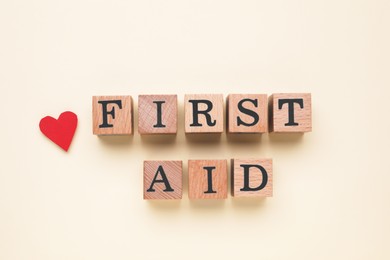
[1,0,389,259]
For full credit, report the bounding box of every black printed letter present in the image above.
[203,166,217,194]
[278,99,304,126]
[98,100,122,128]
[239,164,268,191]
[153,101,166,128]
[237,98,259,126]
[189,100,216,127]
[147,166,174,192]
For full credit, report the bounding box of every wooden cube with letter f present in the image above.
[92,95,133,135]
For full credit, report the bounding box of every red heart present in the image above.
[39,111,78,152]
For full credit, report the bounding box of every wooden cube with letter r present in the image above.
[231,158,273,197]
[184,94,224,134]
[144,160,183,200]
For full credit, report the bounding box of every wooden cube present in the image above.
[92,96,133,135]
[269,93,312,133]
[227,94,268,133]
[138,95,177,135]
[184,94,224,134]
[231,158,273,197]
[144,160,183,200]
[188,160,227,199]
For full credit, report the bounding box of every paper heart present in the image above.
[39,111,78,152]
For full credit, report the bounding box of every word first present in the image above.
[92,93,312,135]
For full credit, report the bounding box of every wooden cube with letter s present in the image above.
[227,94,268,133]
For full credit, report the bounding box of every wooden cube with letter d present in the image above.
[231,158,273,197]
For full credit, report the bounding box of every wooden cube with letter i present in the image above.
[138,95,177,135]
[188,159,228,199]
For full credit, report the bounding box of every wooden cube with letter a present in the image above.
[231,158,273,197]
[92,96,133,135]
[144,160,183,200]
[227,94,268,133]
[138,95,177,135]
[188,160,227,199]
[185,94,224,134]
[269,93,312,133]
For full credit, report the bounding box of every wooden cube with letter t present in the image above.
[144,160,183,200]
[227,94,268,133]
[138,95,177,135]
[92,96,133,135]
[231,158,273,197]
[188,160,227,199]
[269,93,312,133]
[184,94,224,134]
